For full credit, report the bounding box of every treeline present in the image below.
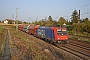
[1,10,90,35]
[32,10,90,35]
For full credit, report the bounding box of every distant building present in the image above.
[2,19,23,24]
[4,19,8,24]
[3,19,16,24]
[12,20,16,24]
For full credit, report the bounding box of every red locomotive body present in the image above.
[52,27,68,43]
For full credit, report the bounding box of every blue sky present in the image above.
[0,0,90,22]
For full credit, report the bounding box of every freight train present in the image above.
[18,24,69,44]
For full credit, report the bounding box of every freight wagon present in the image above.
[18,24,26,31]
[36,26,46,39]
[18,24,69,44]
[24,25,30,33]
[28,25,40,36]
[18,24,24,31]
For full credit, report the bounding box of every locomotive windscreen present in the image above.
[57,29,67,35]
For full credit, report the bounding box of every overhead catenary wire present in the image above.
[53,3,90,15]
[86,5,88,14]
[55,3,90,18]
[35,3,90,21]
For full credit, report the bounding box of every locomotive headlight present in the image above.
[66,38,67,39]
[58,38,60,40]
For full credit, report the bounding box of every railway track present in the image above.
[56,40,90,60]
[44,41,64,60]
[30,36,64,60]
[62,45,90,57]
[29,35,90,60]
[46,41,90,60]
[58,46,90,60]
[20,30,90,60]
[20,30,64,60]
[69,38,90,47]
[69,42,90,50]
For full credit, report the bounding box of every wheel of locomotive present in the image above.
[50,40,53,44]
[64,41,67,44]
[66,40,69,44]
[45,38,47,42]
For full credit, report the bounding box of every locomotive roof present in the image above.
[38,26,67,30]
[28,25,40,29]
[38,26,51,29]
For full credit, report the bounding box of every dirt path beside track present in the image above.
[2,29,11,60]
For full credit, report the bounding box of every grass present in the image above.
[0,26,6,59]
[0,25,5,31]
[69,35,90,42]
[9,26,49,60]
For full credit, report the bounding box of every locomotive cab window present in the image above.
[57,29,67,35]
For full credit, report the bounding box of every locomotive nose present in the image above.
[57,36,68,40]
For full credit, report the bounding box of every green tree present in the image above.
[23,21,28,24]
[72,23,78,35]
[18,20,22,24]
[58,17,67,27]
[8,20,12,24]
[82,18,89,32]
[34,20,38,25]
[87,21,90,33]
[80,23,86,33]
[83,18,90,33]
[83,18,89,24]
[53,20,57,26]
[48,16,53,26]
[48,16,53,21]
[71,10,79,23]
[38,20,45,26]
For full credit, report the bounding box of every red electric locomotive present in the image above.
[52,27,69,44]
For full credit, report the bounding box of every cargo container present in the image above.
[36,26,46,39]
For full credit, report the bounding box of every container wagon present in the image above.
[24,25,30,33]
[36,26,46,39]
